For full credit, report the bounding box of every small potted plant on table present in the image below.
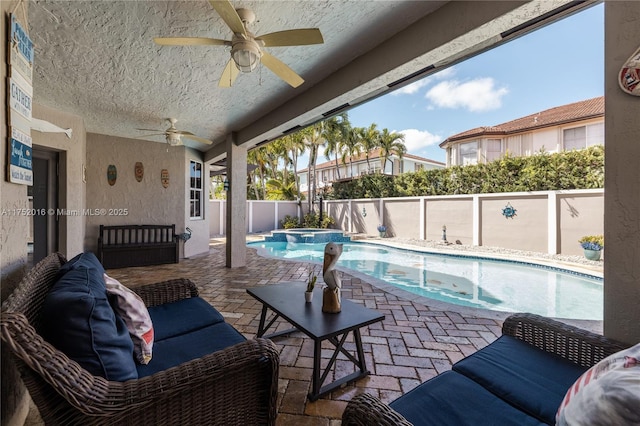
[579,235,604,261]
[305,271,317,302]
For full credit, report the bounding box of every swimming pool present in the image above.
[248,241,603,320]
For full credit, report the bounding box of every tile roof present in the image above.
[440,96,604,146]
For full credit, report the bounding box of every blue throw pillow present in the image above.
[41,252,137,381]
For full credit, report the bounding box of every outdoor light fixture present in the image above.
[166,133,181,146]
[231,39,261,73]
[223,178,229,191]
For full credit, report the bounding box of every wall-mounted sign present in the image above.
[9,70,32,120]
[135,162,144,182]
[161,169,170,188]
[107,165,117,186]
[9,14,33,82]
[8,127,32,185]
[619,46,640,96]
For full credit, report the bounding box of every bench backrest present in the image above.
[98,225,176,246]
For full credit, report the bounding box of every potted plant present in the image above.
[305,271,317,302]
[579,235,604,261]
[377,224,387,238]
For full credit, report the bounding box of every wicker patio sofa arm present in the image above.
[502,313,629,368]
[131,278,199,307]
[342,393,413,426]
[0,310,279,425]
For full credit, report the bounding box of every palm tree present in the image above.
[247,148,267,200]
[379,128,406,174]
[359,123,380,173]
[344,127,364,177]
[302,124,327,212]
[323,113,350,180]
[280,133,306,201]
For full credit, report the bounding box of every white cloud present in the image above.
[391,67,457,96]
[391,79,431,96]
[425,77,508,112]
[399,129,442,152]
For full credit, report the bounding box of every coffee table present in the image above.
[246,282,385,401]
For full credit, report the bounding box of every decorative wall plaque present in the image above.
[619,46,640,96]
[107,165,117,186]
[161,169,169,188]
[134,162,144,182]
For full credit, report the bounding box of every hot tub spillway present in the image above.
[264,229,351,244]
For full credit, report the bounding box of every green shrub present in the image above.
[333,145,604,198]
[302,212,335,229]
[281,215,301,229]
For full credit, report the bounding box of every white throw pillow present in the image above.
[104,274,154,364]
[556,342,640,426]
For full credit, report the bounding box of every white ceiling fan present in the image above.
[154,0,324,88]
[137,118,212,146]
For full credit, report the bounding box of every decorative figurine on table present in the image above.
[322,242,343,313]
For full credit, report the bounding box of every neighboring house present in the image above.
[297,148,445,193]
[439,97,604,167]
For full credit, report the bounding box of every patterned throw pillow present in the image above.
[104,274,154,364]
[556,343,640,425]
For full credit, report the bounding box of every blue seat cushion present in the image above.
[41,252,137,381]
[136,322,246,377]
[147,297,225,342]
[390,370,545,426]
[452,335,588,425]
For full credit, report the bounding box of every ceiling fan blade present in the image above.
[218,59,240,88]
[182,134,213,145]
[209,0,246,36]
[258,29,324,47]
[154,37,230,46]
[260,52,304,88]
[136,128,163,132]
[137,133,165,138]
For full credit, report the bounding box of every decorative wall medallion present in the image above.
[619,46,640,96]
[161,169,170,188]
[134,162,144,182]
[107,164,117,186]
[502,202,517,219]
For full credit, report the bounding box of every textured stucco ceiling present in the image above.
[27,0,593,158]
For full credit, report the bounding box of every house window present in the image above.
[415,164,424,171]
[459,141,478,165]
[190,160,203,219]
[563,123,604,151]
[485,139,502,162]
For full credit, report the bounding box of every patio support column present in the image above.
[603,0,640,345]
[225,133,247,268]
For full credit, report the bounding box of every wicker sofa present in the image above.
[342,313,631,426]
[1,252,279,425]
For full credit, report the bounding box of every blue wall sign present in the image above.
[9,127,33,186]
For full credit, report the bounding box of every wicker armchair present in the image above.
[1,253,279,426]
[342,313,629,425]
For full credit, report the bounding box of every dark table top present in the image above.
[247,282,385,340]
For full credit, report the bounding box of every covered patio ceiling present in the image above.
[28,0,595,163]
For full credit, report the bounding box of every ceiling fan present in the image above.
[137,118,212,146]
[154,0,324,88]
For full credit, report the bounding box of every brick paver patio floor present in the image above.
[26,241,515,425]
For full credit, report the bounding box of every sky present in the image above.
[303,3,604,165]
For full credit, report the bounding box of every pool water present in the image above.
[248,241,603,320]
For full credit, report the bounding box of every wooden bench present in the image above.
[97,224,179,269]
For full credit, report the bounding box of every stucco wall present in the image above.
[32,103,87,257]
[481,196,548,252]
[85,134,187,255]
[558,192,604,255]
[603,0,640,344]
[426,198,474,244]
[251,201,277,233]
[350,200,380,234]
[385,198,420,238]
[325,190,601,255]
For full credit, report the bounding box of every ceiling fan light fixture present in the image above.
[231,40,261,73]
[166,133,182,146]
